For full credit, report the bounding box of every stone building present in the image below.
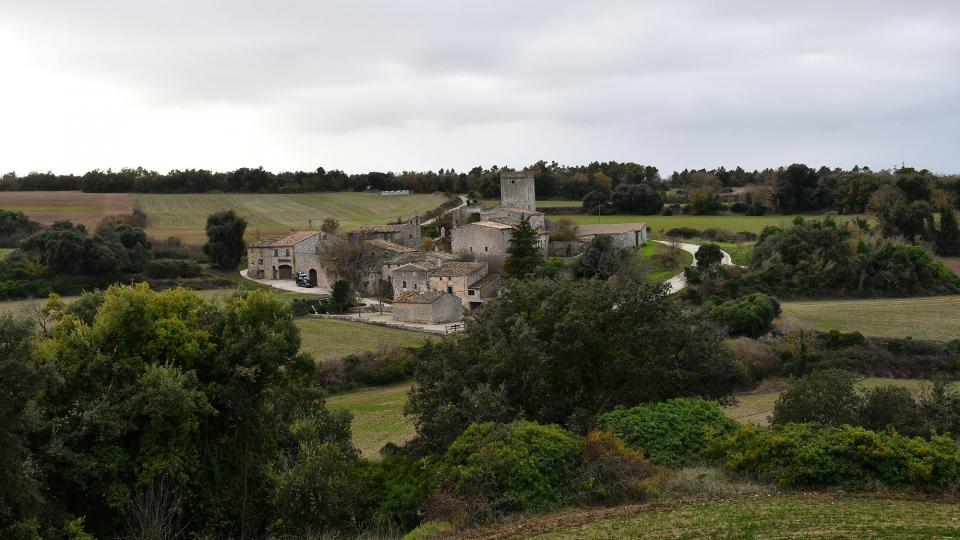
[450,219,548,272]
[389,262,433,294]
[429,261,488,307]
[393,291,462,324]
[499,171,536,212]
[349,216,422,248]
[246,231,337,287]
[576,223,648,249]
[465,273,501,308]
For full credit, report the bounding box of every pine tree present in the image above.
[504,217,543,278]
[935,206,960,256]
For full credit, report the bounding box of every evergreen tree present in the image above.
[504,217,543,278]
[935,206,960,256]
[203,210,247,270]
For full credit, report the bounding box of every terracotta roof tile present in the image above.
[364,239,418,253]
[431,261,486,277]
[394,291,445,304]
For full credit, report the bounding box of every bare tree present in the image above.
[125,476,190,540]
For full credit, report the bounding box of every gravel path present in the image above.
[652,240,737,294]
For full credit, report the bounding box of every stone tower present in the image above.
[499,171,536,212]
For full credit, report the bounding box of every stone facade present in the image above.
[349,216,422,248]
[429,261,487,307]
[246,231,337,287]
[499,171,536,212]
[576,223,648,249]
[466,273,501,308]
[390,262,433,294]
[393,291,462,324]
[450,220,513,272]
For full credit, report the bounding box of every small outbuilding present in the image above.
[393,291,462,324]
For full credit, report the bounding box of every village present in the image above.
[240,171,648,328]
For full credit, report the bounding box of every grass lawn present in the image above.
[779,296,960,341]
[326,382,415,459]
[0,248,13,260]
[523,495,960,539]
[135,192,450,243]
[724,377,960,426]
[296,318,434,363]
[636,242,692,282]
[565,214,868,235]
[713,241,753,266]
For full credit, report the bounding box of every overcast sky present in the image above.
[1,1,958,177]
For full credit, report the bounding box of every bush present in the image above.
[772,369,862,426]
[144,258,201,278]
[599,399,739,467]
[708,423,960,489]
[271,442,360,534]
[860,385,922,434]
[820,330,866,350]
[439,422,583,518]
[665,227,700,239]
[729,202,749,213]
[727,338,782,386]
[950,339,960,353]
[695,244,724,269]
[356,456,440,532]
[709,293,779,337]
[316,349,415,391]
[578,431,655,504]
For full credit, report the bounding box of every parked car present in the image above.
[295,272,315,288]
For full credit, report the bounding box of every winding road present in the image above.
[652,240,738,294]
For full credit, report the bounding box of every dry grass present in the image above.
[0,191,133,230]
[779,296,960,341]
[296,317,434,363]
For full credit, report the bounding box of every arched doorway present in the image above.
[278,264,293,279]
[308,268,318,285]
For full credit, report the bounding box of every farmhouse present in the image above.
[246,230,337,287]
[349,216,422,248]
[429,261,488,307]
[393,291,462,324]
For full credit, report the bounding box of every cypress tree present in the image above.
[504,217,543,278]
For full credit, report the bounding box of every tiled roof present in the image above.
[394,291,445,304]
[391,262,434,272]
[352,223,406,234]
[364,239,418,253]
[431,261,486,277]
[247,230,319,247]
[470,220,513,230]
[576,223,647,236]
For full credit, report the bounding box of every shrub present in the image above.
[708,423,960,489]
[439,422,583,518]
[950,339,960,353]
[599,399,739,467]
[665,227,700,239]
[695,244,724,269]
[316,349,414,391]
[729,202,749,214]
[771,369,862,426]
[709,293,779,337]
[727,338,782,386]
[860,385,922,434]
[144,258,201,279]
[820,330,866,350]
[356,456,440,532]
[271,442,361,535]
[577,431,655,504]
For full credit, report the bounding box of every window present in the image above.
[447,286,453,293]
[484,246,489,252]
[258,259,263,265]
[274,249,278,256]
[285,249,290,256]
[469,246,473,252]
[468,289,475,296]
[402,281,407,288]
[414,284,419,289]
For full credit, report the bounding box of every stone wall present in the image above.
[394,295,462,324]
[500,171,536,212]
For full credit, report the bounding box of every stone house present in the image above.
[450,219,548,272]
[393,291,462,324]
[429,261,487,307]
[349,216,422,248]
[465,273,501,308]
[246,231,337,287]
[576,223,648,249]
[390,262,433,294]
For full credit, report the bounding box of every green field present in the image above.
[134,192,449,242]
[713,241,753,266]
[0,248,12,260]
[326,382,414,459]
[520,495,960,539]
[296,318,434,363]
[483,199,582,208]
[724,377,959,425]
[637,242,693,282]
[780,296,960,341]
[564,214,868,235]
